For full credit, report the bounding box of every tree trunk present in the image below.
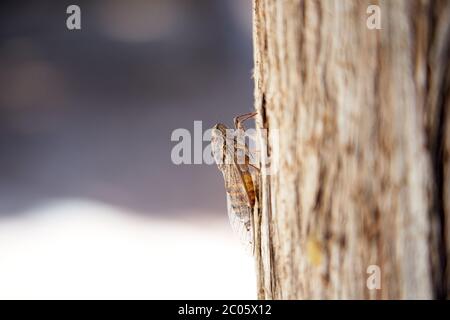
[252,0,450,299]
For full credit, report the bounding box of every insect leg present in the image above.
[234,112,257,130]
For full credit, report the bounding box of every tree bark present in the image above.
[252,0,450,299]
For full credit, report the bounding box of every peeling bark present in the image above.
[252,0,450,299]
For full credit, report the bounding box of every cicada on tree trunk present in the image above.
[211,112,260,254]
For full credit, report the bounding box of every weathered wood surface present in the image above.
[252,0,450,299]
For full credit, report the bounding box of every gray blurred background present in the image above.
[0,0,256,299]
[0,0,253,216]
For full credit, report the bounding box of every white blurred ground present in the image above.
[0,199,255,299]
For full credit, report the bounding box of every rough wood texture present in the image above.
[252,0,450,299]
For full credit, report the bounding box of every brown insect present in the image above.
[211,112,259,254]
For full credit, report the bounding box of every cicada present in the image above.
[211,112,259,254]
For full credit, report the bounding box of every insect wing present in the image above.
[223,164,254,254]
[226,193,254,254]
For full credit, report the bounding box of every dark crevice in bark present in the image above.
[427,1,449,299]
[260,93,268,130]
[433,67,449,299]
[298,0,306,85]
[432,67,448,299]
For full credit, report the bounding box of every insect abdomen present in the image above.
[242,172,255,207]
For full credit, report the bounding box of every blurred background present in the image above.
[0,0,255,299]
